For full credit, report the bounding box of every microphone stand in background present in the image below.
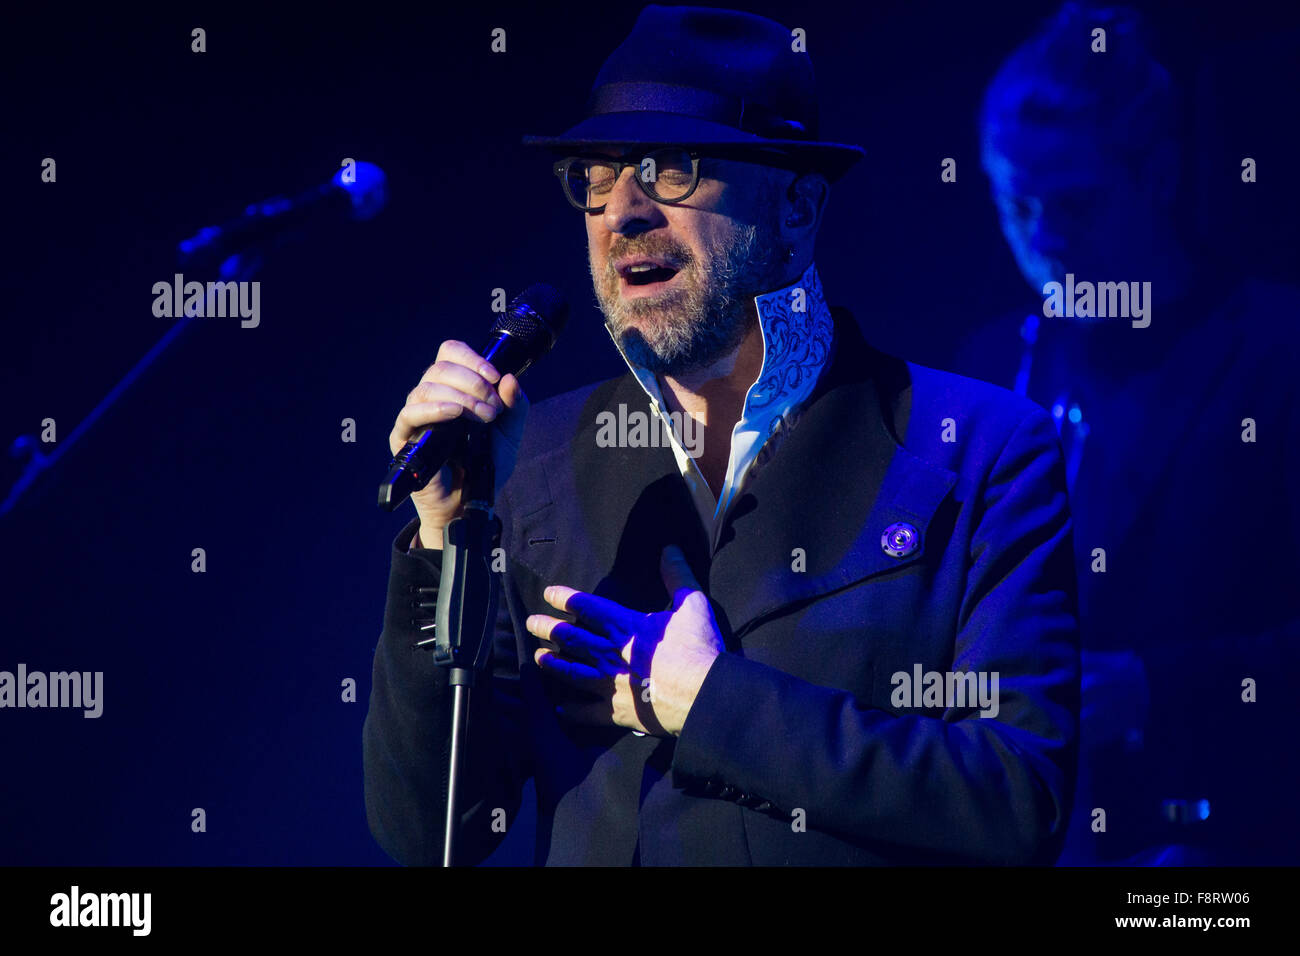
[2,162,386,521]
[1,252,263,519]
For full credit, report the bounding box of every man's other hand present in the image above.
[526,544,723,736]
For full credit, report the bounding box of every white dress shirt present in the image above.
[607,261,836,552]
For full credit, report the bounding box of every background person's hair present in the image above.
[975,2,1224,271]
[979,3,1183,185]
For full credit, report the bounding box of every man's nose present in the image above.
[602,166,667,235]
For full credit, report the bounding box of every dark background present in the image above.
[2,1,1295,864]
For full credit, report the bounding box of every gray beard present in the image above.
[593,222,783,376]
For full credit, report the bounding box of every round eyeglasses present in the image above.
[552,147,702,212]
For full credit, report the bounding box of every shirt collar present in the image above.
[605,260,835,421]
[605,261,836,535]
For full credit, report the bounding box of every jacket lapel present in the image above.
[706,310,957,641]
[503,310,957,643]
[505,373,712,615]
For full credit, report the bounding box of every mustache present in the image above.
[605,238,694,272]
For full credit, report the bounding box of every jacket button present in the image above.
[881,521,920,558]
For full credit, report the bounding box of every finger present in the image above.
[534,648,606,685]
[432,339,501,384]
[523,612,566,644]
[526,616,620,663]
[543,585,640,634]
[491,373,530,456]
[660,544,703,606]
[404,382,499,423]
[497,373,529,412]
[409,361,504,413]
[390,401,467,454]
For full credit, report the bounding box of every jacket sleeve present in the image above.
[669,406,1081,865]
[362,517,532,866]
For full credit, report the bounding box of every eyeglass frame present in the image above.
[552,147,703,213]
[551,145,813,213]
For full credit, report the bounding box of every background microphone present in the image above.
[177,161,387,267]
[377,283,569,511]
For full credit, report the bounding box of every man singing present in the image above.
[363,5,1080,866]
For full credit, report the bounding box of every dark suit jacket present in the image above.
[363,308,1080,865]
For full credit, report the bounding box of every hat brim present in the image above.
[522,112,864,182]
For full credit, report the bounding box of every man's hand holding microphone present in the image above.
[388,340,529,550]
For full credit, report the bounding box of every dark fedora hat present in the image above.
[522,5,865,182]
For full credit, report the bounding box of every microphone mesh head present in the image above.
[491,284,569,346]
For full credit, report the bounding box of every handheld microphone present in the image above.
[377,284,568,511]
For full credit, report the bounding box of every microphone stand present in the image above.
[427,423,502,867]
[1,251,263,520]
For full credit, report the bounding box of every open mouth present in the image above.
[617,259,681,287]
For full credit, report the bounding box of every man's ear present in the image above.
[783,172,829,233]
